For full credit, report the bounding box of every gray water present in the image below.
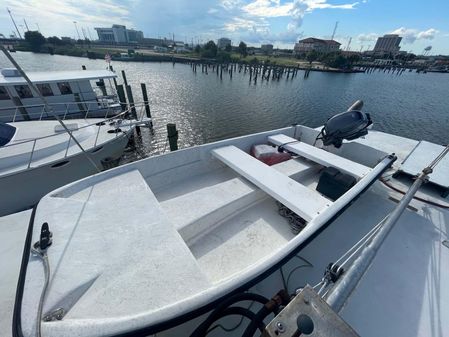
[1,52,448,157]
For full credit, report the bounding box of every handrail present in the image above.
[0,99,118,112]
[1,103,149,170]
[1,102,148,150]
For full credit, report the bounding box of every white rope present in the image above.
[30,247,50,337]
[333,215,389,270]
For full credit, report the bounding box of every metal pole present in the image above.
[325,155,446,312]
[0,45,101,172]
[7,8,22,39]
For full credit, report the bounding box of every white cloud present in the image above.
[305,0,358,10]
[357,32,378,42]
[219,0,358,45]
[243,0,293,17]
[391,27,439,44]
[417,28,438,40]
[3,0,135,38]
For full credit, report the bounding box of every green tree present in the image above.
[201,40,217,58]
[347,54,361,65]
[47,36,62,46]
[24,31,46,52]
[238,41,248,58]
[216,51,231,63]
[306,50,319,64]
[194,44,201,54]
[224,44,232,52]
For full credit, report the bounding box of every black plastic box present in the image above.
[316,167,356,200]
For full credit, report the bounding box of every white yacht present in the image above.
[11,104,449,337]
[0,112,138,217]
[0,68,120,122]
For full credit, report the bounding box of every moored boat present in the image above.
[0,110,143,216]
[12,102,449,337]
[0,68,120,122]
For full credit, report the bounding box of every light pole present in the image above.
[73,21,81,40]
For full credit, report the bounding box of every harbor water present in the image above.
[1,51,448,160]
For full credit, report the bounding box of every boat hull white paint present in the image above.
[0,133,129,216]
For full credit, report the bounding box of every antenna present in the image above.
[7,8,22,39]
[331,21,339,41]
[35,22,41,32]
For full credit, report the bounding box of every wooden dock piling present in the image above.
[125,85,138,121]
[121,70,128,86]
[167,123,178,151]
[140,83,152,124]
[116,84,127,112]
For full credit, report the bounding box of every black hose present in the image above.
[191,306,265,337]
[189,293,269,337]
[241,306,273,337]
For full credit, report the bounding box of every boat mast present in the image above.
[0,45,101,173]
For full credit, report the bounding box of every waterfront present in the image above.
[1,51,448,157]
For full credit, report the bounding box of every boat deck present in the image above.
[0,119,131,176]
[1,127,448,337]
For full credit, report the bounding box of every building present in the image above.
[217,38,231,50]
[294,38,341,54]
[373,34,402,54]
[95,24,143,44]
[261,44,273,54]
[126,29,144,43]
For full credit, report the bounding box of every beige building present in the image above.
[294,38,341,54]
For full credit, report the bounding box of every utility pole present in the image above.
[73,21,81,40]
[23,18,29,31]
[7,8,22,39]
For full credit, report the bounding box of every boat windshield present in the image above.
[0,122,16,146]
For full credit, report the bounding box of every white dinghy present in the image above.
[14,105,418,337]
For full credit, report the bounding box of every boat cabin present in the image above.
[0,68,119,122]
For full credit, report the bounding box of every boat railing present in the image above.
[0,99,122,123]
[1,102,151,170]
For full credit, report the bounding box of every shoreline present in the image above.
[13,48,364,74]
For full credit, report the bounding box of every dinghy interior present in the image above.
[13,109,449,337]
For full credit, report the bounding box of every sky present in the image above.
[0,0,448,55]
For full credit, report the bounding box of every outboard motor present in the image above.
[321,110,372,148]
